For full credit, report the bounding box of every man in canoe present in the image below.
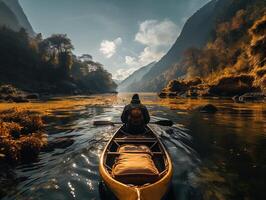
[121,94,150,134]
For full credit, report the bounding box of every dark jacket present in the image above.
[121,102,150,125]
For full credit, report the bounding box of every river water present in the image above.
[1,93,265,200]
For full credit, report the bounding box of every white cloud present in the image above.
[124,19,179,69]
[124,47,164,69]
[100,37,122,58]
[125,56,139,67]
[138,47,164,65]
[113,67,137,81]
[135,19,179,46]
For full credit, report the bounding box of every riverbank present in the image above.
[158,77,266,103]
[0,94,118,165]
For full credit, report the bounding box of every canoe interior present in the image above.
[104,126,169,184]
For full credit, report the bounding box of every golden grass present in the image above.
[0,109,47,163]
[0,95,117,115]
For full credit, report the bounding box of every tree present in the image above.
[46,34,74,53]
[79,54,92,62]
[44,34,74,78]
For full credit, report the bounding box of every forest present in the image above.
[0,27,117,95]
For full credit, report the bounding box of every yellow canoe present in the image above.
[99,125,173,200]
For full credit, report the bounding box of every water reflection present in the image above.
[0,94,265,200]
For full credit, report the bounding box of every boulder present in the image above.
[158,92,167,98]
[186,89,199,98]
[209,75,258,96]
[168,92,177,98]
[196,104,218,113]
[0,85,18,95]
[26,93,39,99]
[166,80,188,93]
[12,96,29,103]
[186,77,202,87]
[232,95,242,103]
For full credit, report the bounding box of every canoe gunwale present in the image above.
[99,125,173,199]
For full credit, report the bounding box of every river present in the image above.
[1,93,265,200]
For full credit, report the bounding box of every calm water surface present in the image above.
[1,93,266,200]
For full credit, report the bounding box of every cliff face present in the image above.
[0,0,34,35]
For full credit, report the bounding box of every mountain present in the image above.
[130,0,258,92]
[129,0,219,92]
[113,79,122,85]
[0,1,20,30]
[118,62,156,92]
[0,0,34,35]
[161,0,266,97]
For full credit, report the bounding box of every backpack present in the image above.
[128,107,144,126]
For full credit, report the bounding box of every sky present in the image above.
[20,0,210,80]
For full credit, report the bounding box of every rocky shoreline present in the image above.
[0,85,39,103]
[159,76,266,103]
[0,84,118,103]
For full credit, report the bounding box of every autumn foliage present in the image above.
[163,0,266,96]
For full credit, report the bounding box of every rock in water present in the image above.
[42,138,74,152]
[26,93,39,99]
[199,104,218,113]
[158,92,167,98]
[239,93,266,102]
[209,75,258,96]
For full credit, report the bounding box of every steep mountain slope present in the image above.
[118,62,155,92]
[0,0,34,35]
[0,1,20,31]
[136,0,219,91]
[133,0,258,92]
[162,0,266,97]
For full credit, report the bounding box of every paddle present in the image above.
[93,120,173,127]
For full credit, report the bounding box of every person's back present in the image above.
[121,94,150,134]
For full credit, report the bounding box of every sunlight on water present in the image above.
[0,93,265,200]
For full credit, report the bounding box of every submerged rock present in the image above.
[42,138,74,152]
[26,93,39,99]
[195,104,218,113]
[232,95,242,103]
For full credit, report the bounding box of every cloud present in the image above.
[138,47,164,65]
[125,56,139,67]
[100,37,122,58]
[135,19,179,46]
[113,67,137,80]
[124,19,179,69]
[124,47,164,69]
